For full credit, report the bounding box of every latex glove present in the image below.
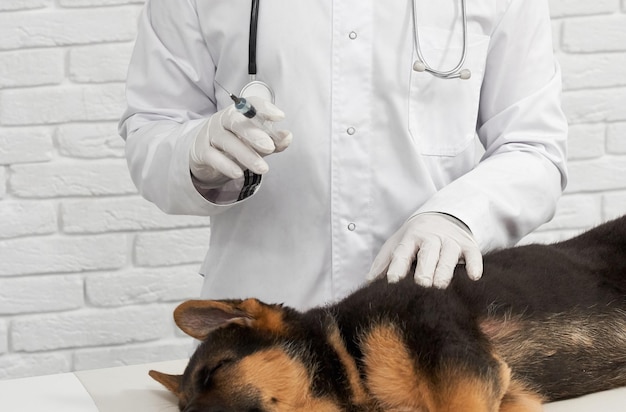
[190,96,293,187]
[366,213,483,288]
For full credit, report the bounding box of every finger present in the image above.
[197,146,245,180]
[212,132,269,175]
[413,239,441,287]
[271,129,293,152]
[367,231,403,282]
[463,246,483,281]
[229,121,276,155]
[366,239,397,282]
[247,97,286,121]
[387,240,418,283]
[432,239,461,289]
[366,255,391,282]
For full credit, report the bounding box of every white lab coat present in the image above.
[120,0,567,309]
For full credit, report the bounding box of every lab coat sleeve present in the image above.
[416,0,568,251]
[119,0,235,216]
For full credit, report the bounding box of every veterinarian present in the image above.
[120,0,568,309]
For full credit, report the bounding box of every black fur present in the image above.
[154,216,626,411]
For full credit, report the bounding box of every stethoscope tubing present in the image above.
[244,0,470,100]
[242,0,275,102]
[412,0,470,79]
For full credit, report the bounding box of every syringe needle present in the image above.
[214,81,274,138]
[214,80,241,105]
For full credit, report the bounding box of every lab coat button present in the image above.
[348,31,358,40]
[347,223,356,231]
[346,127,356,135]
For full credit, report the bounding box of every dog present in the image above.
[150,216,626,411]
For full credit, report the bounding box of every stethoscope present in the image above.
[240,0,275,102]
[412,0,471,80]
[240,0,471,103]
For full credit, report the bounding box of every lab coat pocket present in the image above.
[408,27,490,156]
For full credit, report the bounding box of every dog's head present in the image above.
[149,299,349,412]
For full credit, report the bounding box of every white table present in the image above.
[0,359,624,411]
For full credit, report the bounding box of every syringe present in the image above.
[215,81,275,136]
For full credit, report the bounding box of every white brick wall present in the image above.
[0,0,625,380]
[0,0,207,379]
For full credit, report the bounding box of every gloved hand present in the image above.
[366,213,483,288]
[190,96,293,187]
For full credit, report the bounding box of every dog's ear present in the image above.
[149,370,183,397]
[174,299,288,340]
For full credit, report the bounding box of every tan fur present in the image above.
[148,370,182,396]
[361,324,434,411]
[173,299,288,340]
[427,356,510,412]
[499,380,544,412]
[238,298,288,335]
[235,348,341,412]
[361,324,516,412]
[326,321,371,406]
[480,309,626,377]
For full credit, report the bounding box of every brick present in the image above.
[566,157,626,192]
[69,43,134,83]
[0,0,51,12]
[551,21,561,51]
[549,0,620,17]
[562,15,626,52]
[0,7,141,51]
[562,87,626,124]
[0,234,127,276]
[603,191,626,220]
[0,201,57,239]
[74,339,193,371]
[10,159,136,198]
[86,266,203,307]
[559,52,626,91]
[0,167,7,198]
[62,196,210,234]
[0,353,72,380]
[12,304,171,352]
[0,84,125,126]
[0,275,84,315]
[607,122,626,153]
[0,320,7,354]
[0,48,64,88]
[0,127,54,165]
[566,123,605,160]
[134,228,211,267]
[57,122,125,158]
[60,0,145,6]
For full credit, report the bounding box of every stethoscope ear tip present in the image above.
[459,69,471,80]
[412,60,427,73]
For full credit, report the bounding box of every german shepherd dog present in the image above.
[150,216,626,411]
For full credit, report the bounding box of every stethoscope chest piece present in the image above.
[240,79,275,103]
[412,0,471,80]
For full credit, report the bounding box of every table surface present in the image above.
[0,359,624,411]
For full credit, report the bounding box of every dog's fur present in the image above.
[151,216,626,411]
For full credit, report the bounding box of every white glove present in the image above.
[366,213,483,288]
[190,96,293,187]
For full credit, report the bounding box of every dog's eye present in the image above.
[198,359,233,388]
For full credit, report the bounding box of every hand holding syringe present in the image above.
[223,88,276,137]
[189,82,293,186]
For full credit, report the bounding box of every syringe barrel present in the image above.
[234,98,257,119]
